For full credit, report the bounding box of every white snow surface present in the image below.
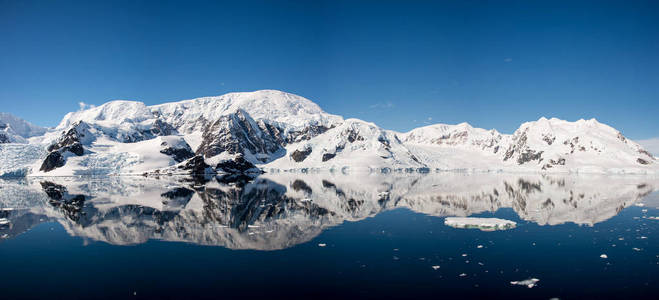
[151,90,343,133]
[0,113,47,143]
[444,217,517,230]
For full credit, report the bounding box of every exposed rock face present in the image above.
[285,125,331,144]
[321,153,336,162]
[517,150,543,165]
[40,121,89,172]
[196,110,283,162]
[159,138,194,163]
[0,132,9,143]
[638,158,650,165]
[215,155,261,174]
[40,152,66,172]
[178,155,211,175]
[290,146,312,162]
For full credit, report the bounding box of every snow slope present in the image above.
[401,117,657,174]
[0,113,47,144]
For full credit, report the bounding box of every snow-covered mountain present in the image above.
[403,117,656,173]
[0,90,656,176]
[0,113,47,144]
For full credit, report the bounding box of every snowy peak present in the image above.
[0,113,47,144]
[402,122,505,154]
[274,118,424,169]
[503,117,655,169]
[152,90,343,134]
[57,100,153,129]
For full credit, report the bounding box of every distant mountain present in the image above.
[0,113,47,144]
[0,90,656,176]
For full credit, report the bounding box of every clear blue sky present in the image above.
[1,0,658,138]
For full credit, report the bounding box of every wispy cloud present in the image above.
[504,58,513,63]
[369,101,395,109]
[78,102,95,111]
[636,138,659,157]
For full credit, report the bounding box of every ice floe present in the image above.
[445,217,517,231]
[510,278,539,288]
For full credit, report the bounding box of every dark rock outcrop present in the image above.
[40,121,89,172]
[321,153,336,162]
[178,155,211,175]
[0,132,9,143]
[216,155,261,174]
[196,110,283,162]
[160,146,195,163]
[290,147,312,162]
[159,139,195,163]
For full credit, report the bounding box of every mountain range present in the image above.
[0,90,656,177]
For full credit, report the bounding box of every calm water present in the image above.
[0,173,657,299]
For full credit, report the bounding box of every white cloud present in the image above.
[369,101,395,109]
[636,138,659,157]
[504,58,513,63]
[78,102,95,111]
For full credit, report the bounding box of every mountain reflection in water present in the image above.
[0,173,656,250]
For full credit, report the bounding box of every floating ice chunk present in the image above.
[431,265,440,270]
[477,245,483,249]
[0,218,9,225]
[648,216,659,220]
[459,273,467,277]
[318,243,326,247]
[247,225,260,228]
[600,254,608,259]
[301,198,312,202]
[635,203,645,207]
[510,278,539,288]
[445,217,516,231]
[632,248,642,251]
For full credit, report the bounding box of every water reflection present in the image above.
[0,173,656,249]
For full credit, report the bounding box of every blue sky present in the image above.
[1,0,658,139]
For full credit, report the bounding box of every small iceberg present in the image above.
[444,217,516,231]
[510,278,539,288]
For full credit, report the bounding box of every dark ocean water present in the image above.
[0,174,657,299]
